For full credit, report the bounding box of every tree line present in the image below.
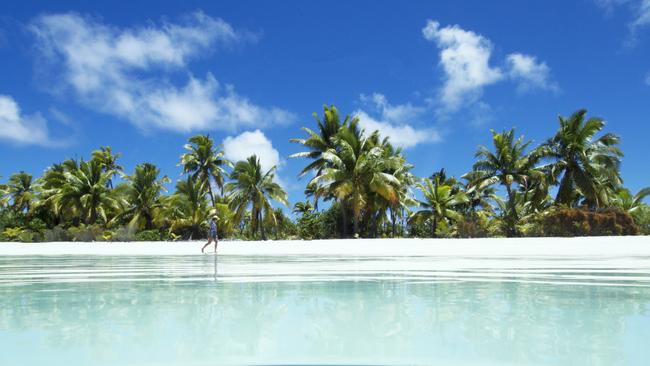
[1,105,648,242]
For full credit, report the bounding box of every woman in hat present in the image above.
[201,216,219,253]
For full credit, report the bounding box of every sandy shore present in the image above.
[0,236,649,257]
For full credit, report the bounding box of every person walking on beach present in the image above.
[202,216,219,253]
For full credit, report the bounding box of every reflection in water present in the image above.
[0,255,649,365]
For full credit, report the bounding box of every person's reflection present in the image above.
[213,253,218,281]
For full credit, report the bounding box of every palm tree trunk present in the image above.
[391,208,396,238]
[432,216,438,238]
[505,183,518,236]
[340,201,348,238]
[556,169,573,206]
[259,211,266,240]
[207,181,216,207]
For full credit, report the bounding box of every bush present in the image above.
[297,212,322,240]
[631,205,650,235]
[25,218,47,233]
[456,215,490,238]
[43,226,72,242]
[18,230,40,242]
[536,207,639,237]
[135,229,162,241]
[2,227,25,242]
[112,226,136,242]
[67,225,104,241]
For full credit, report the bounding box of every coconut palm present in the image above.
[290,105,350,178]
[50,159,119,225]
[310,122,401,236]
[410,178,469,238]
[542,109,623,207]
[226,155,288,240]
[292,201,314,215]
[0,183,8,209]
[472,128,542,236]
[34,160,80,225]
[116,163,169,230]
[461,170,498,214]
[91,146,123,189]
[179,135,231,207]
[613,187,650,214]
[167,176,212,239]
[7,172,35,213]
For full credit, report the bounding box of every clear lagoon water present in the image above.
[1,254,650,365]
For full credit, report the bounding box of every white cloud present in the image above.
[355,93,440,148]
[631,0,650,31]
[30,12,294,133]
[356,111,440,149]
[506,53,559,93]
[422,20,558,112]
[222,129,281,172]
[594,0,650,44]
[422,20,503,111]
[0,95,50,145]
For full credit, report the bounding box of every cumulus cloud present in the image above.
[422,20,557,112]
[506,53,559,93]
[422,20,503,111]
[29,12,294,133]
[0,95,51,145]
[355,93,440,148]
[222,129,281,172]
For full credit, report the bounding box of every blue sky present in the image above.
[1,0,649,206]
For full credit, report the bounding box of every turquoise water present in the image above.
[1,255,650,365]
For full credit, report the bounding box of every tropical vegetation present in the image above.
[0,107,648,242]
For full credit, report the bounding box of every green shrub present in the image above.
[135,229,162,241]
[43,226,72,242]
[113,226,136,242]
[67,225,104,241]
[18,230,40,242]
[631,205,650,235]
[456,215,490,238]
[2,227,24,241]
[536,207,639,237]
[25,218,47,233]
[297,212,322,240]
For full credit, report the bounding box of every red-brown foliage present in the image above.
[537,208,639,237]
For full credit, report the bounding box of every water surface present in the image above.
[1,254,649,365]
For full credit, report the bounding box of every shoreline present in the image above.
[1,236,649,256]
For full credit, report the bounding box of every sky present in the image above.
[1,0,649,207]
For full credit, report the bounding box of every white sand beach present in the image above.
[2,237,649,286]
[1,236,649,257]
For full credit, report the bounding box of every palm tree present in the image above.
[166,176,212,239]
[179,135,231,207]
[226,155,288,240]
[117,163,169,230]
[0,183,9,209]
[461,170,498,214]
[310,122,401,237]
[542,109,623,207]
[50,159,119,225]
[293,201,314,215]
[91,146,123,189]
[290,105,349,177]
[410,178,469,238]
[7,172,35,213]
[472,129,542,236]
[613,187,650,214]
